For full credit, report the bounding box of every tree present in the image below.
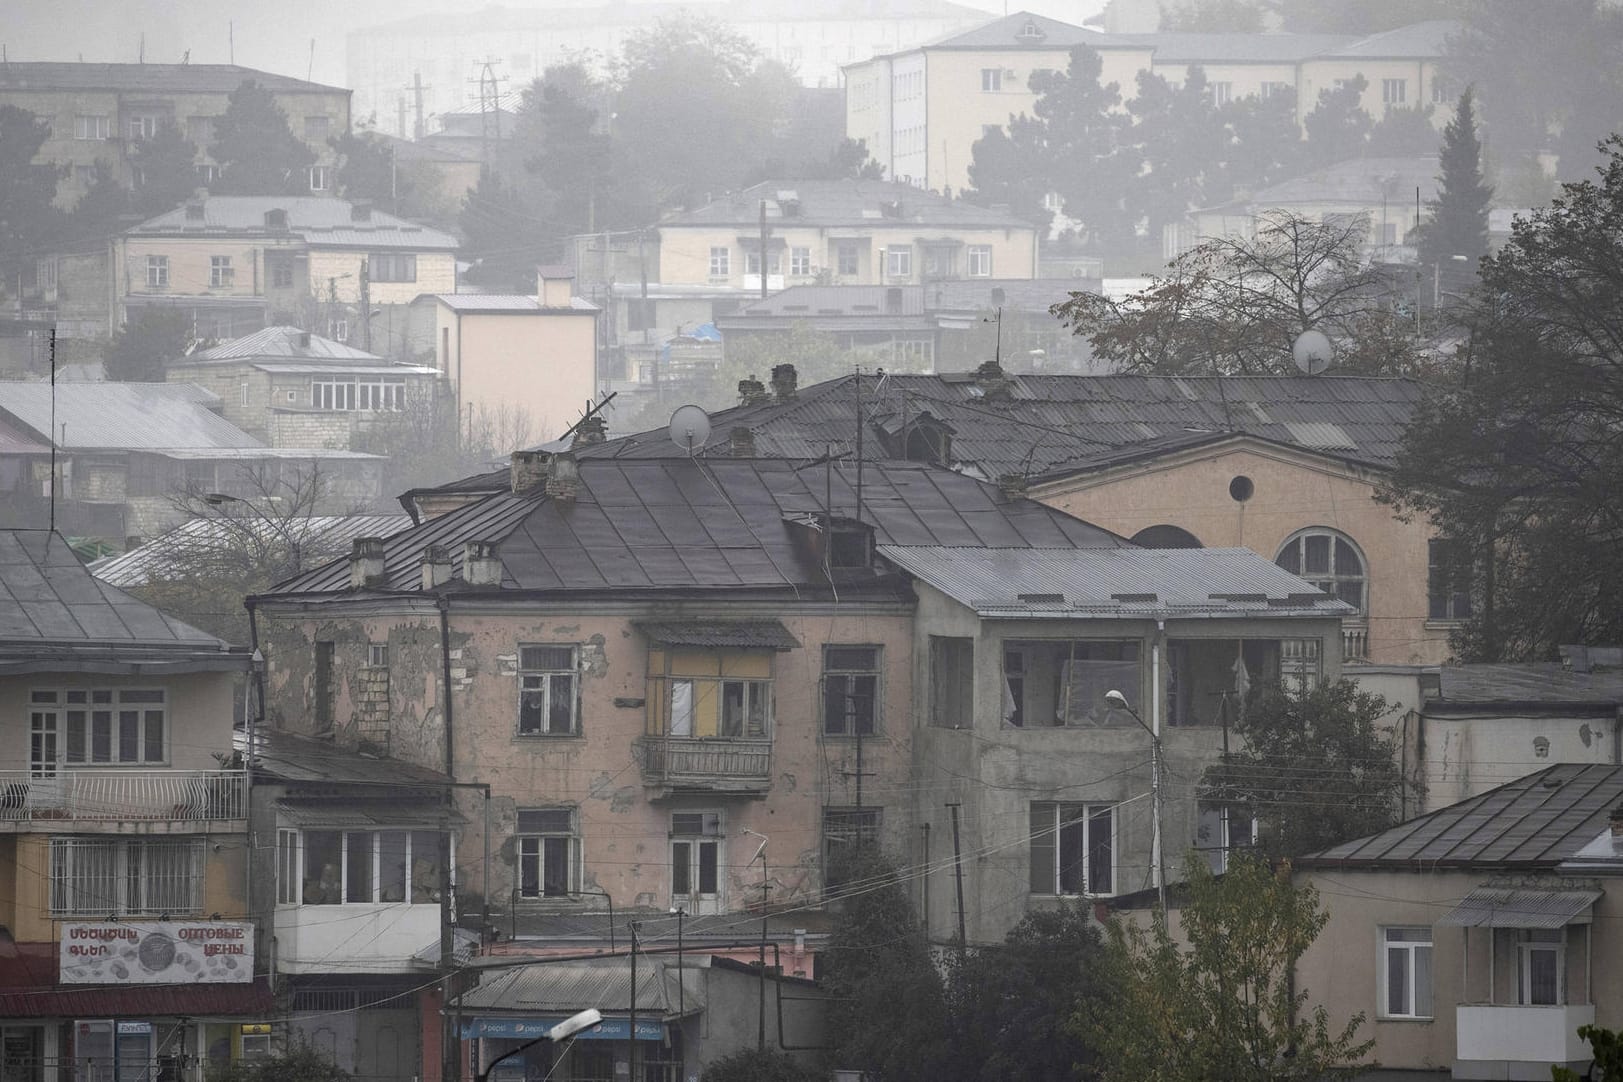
[1303,75,1371,170]
[1382,138,1623,660]
[803,137,885,182]
[1275,0,1454,32]
[68,160,130,241]
[458,166,549,291]
[521,65,618,239]
[1052,211,1435,377]
[0,104,64,286]
[210,80,315,196]
[965,124,1053,234]
[104,307,191,381]
[1085,855,1372,1082]
[131,121,200,215]
[820,848,950,1082]
[1418,89,1493,285]
[207,1043,350,1082]
[332,130,411,211]
[1553,1024,1623,1081]
[1160,0,1264,32]
[1031,49,1140,255]
[1203,679,1410,859]
[1365,104,1438,157]
[700,1049,822,1082]
[1219,89,1307,199]
[946,902,1105,1081]
[1125,67,1230,246]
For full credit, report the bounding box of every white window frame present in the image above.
[367,252,417,283]
[708,246,730,278]
[308,165,331,192]
[789,247,812,276]
[1518,929,1564,1006]
[517,807,579,899]
[1382,78,1407,105]
[518,644,580,736]
[836,243,859,277]
[1275,528,1367,615]
[50,837,203,916]
[291,829,447,906]
[357,379,406,412]
[277,829,300,904]
[209,255,233,289]
[967,245,992,277]
[31,688,167,766]
[1029,801,1114,897]
[1211,81,1233,105]
[146,255,169,289]
[1380,926,1433,1019]
[75,115,111,140]
[126,115,160,142]
[670,811,723,911]
[885,246,912,279]
[303,115,331,142]
[981,68,1003,92]
[368,643,389,668]
[311,380,356,411]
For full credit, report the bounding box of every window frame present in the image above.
[980,68,1003,92]
[1518,928,1564,1006]
[1382,78,1408,105]
[1427,538,1473,622]
[822,645,881,737]
[929,636,973,729]
[31,688,168,766]
[885,246,912,279]
[292,828,445,906]
[1379,925,1434,1019]
[146,255,170,289]
[966,245,992,277]
[368,252,417,284]
[670,811,723,907]
[836,243,860,277]
[518,644,581,737]
[789,246,812,276]
[708,246,730,278]
[1274,528,1368,615]
[307,164,331,192]
[50,837,204,917]
[1029,801,1114,897]
[75,115,111,141]
[517,807,579,899]
[209,255,234,289]
[823,806,881,895]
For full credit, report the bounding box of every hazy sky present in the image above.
[4,0,1108,88]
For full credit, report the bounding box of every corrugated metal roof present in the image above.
[918,11,1107,50]
[1436,887,1602,929]
[1435,662,1623,706]
[249,727,452,786]
[1299,763,1623,870]
[276,801,463,828]
[0,61,343,93]
[458,959,699,1015]
[636,620,801,650]
[661,179,1036,231]
[876,545,1351,618]
[189,326,382,362]
[423,294,599,313]
[0,415,50,454]
[92,515,412,587]
[130,198,458,250]
[0,382,259,450]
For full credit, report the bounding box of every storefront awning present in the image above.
[0,977,273,1018]
[636,620,800,651]
[1438,887,1602,929]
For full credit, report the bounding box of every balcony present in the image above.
[0,770,247,830]
[635,737,772,797]
[275,902,438,974]
[1455,1003,1595,1078]
[1343,621,1369,661]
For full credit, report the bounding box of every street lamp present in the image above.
[1104,689,1165,913]
[473,1007,602,1082]
[202,491,301,571]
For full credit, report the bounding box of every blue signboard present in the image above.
[463,1016,664,1042]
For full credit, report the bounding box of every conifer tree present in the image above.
[210,80,315,196]
[1420,88,1494,292]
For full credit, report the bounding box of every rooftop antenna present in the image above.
[48,330,56,534]
[667,404,711,458]
[229,22,234,65]
[307,39,315,83]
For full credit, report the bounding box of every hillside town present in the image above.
[3,0,1623,1079]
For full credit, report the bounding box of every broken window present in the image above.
[1029,802,1113,896]
[823,646,881,736]
[1001,640,1139,727]
[518,644,579,736]
[517,807,577,898]
[929,636,973,728]
[1167,638,1322,727]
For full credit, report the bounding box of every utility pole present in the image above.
[758,199,769,301]
[410,72,429,141]
[947,802,967,960]
[628,920,640,1082]
[359,260,371,352]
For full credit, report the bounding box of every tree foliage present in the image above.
[1085,855,1372,1082]
[131,121,200,215]
[699,1049,822,1082]
[68,160,130,241]
[1418,89,1493,278]
[1553,1024,1623,1081]
[1302,76,1372,170]
[206,1044,349,1082]
[458,166,548,291]
[1382,138,1623,660]
[0,104,64,285]
[1204,679,1410,859]
[104,307,192,381]
[1052,212,1435,376]
[1159,0,1265,32]
[210,80,315,196]
[332,130,411,211]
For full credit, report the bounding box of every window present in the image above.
[296,829,444,905]
[518,645,579,736]
[74,115,111,140]
[51,837,203,916]
[74,164,97,187]
[823,807,880,893]
[929,636,973,728]
[1427,538,1473,621]
[1519,929,1563,1006]
[836,243,859,277]
[885,246,912,279]
[670,811,722,908]
[517,807,578,898]
[1382,78,1407,105]
[648,650,773,740]
[1260,81,1292,100]
[277,830,299,904]
[1275,529,1366,614]
[146,255,169,289]
[1029,802,1113,896]
[709,246,730,278]
[1196,800,1256,873]
[981,68,1003,92]
[126,115,160,142]
[308,165,331,192]
[1169,638,1321,725]
[31,688,167,765]
[314,640,334,726]
[312,380,355,411]
[328,318,348,342]
[823,646,880,736]
[1210,81,1233,105]
[368,252,417,283]
[1001,641,1139,728]
[209,255,233,289]
[789,247,811,276]
[1381,927,1433,1018]
[269,258,294,289]
[744,250,780,276]
[357,379,406,411]
[967,245,992,277]
[194,163,218,185]
[368,642,389,668]
[303,115,331,142]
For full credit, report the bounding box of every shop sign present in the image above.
[60,922,254,984]
[462,1016,663,1041]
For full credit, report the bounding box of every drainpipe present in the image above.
[1152,618,1164,897]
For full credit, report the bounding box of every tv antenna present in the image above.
[667,404,711,458]
[1291,328,1334,375]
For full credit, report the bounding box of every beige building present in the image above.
[411,271,600,444]
[656,179,1040,289]
[115,195,458,347]
[0,63,350,207]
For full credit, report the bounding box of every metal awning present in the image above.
[635,620,800,651]
[275,800,465,830]
[1438,887,1602,929]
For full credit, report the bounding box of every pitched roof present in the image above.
[90,514,414,588]
[189,326,383,363]
[457,958,699,1016]
[1298,763,1623,870]
[260,457,1129,599]
[249,728,452,787]
[421,294,599,314]
[1431,660,1623,708]
[0,62,344,95]
[0,382,261,450]
[1249,156,1440,208]
[722,280,1091,325]
[659,179,1037,231]
[1129,31,1354,63]
[1319,20,1457,59]
[0,531,240,665]
[918,11,1109,51]
[128,198,458,251]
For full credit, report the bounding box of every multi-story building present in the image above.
[114,195,458,347]
[0,529,260,1081]
[656,179,1040,290]
[0,63,350,207]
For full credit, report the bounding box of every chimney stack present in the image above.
[350,200,373,221]
[572,414,607,447]
[511,450,551,496]
[1610,803,1623,842]
[463,540,504,586]
[997,473,1029,501]
[537,265,575,308]
[737,375,771,407]
[421,544,454,590]
[770,364,798,403]
[348,537,387,590]
[729,426,756,457]
[544,451,581,503]
[975,359,1013,401]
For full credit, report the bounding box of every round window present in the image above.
[1229,475,1255,502]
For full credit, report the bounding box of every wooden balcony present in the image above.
[0,770,247,831]
[635,737,772,797]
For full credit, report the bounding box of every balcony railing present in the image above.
[1455,1003,1595,1075]
[0,770,247,823]
[636,737,772,793]
[1343,621,1369,661]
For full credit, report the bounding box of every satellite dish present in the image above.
[1291,328,1334,375]
[668,404,712,456]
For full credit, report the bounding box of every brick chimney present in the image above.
[737,376,771,407]
[421,544,454,590]
[544,451,581,502]
[975,359,1013,401]
[463,540,504,586]
[729,426,756,457]
[348,537,387,589]
[511,450,551,496]
[771,364,798,403]
[538,265,575,308]
[1610,803,1623,844]
[572,414,607,447]
[997,473,1029,501]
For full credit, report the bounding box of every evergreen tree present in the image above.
[210,80,316,196]
[1125,66,1230,247]
[1302,75,1371,169]
[0,105,64,285]
[1419,89,1493,285]
[103,307,191,382]
[458,167,548,291]
[332,130,410,211]
[1366,104,1439,157]
[131,121,199,215]
[1030,47,1139,254]
[68,160,130,241]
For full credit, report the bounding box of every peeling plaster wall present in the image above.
[1421,711,1622,812]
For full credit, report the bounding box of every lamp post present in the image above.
[742,828,769,1051]
[1105,689,1165,913]
[201,491,302,572]
[473,1008,602,1082]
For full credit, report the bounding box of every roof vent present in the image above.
[1016,19,1046,42]
[350,200,373,222]
[264,208,288,231]
[184,200,206,221]
[297,331,311,348]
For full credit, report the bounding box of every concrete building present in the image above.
[0,63,350,207]
[0,530,259,1081]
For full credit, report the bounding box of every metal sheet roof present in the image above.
[275,800,463,828]
[1299,763,1623,870]
[189,325,383,362]
[93,515,411,587]
[0,62,343,93]
[458,959,700,1016]
[1437,887,1602,929]
[661,179,1036,231]
[130,198,458,250]
[0,382,259,450]
[877,545,1351,618]
[1434,662,1623,706]
[636,620,801,650]
[245,728,452,787]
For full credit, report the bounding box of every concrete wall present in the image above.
[1420,710,1623,812]
[307,249,456,306]
[431,305,599,443]
[1297,57,1447,126]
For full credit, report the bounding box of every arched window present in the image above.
[1131,524,1203,549]
[1275,528,1366,614]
